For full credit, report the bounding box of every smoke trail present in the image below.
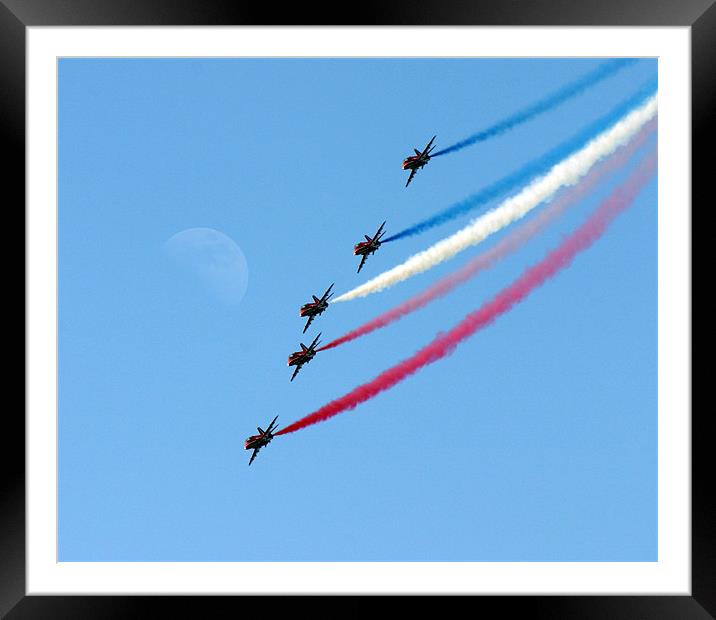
[333,93,657,303]
[385,78,656,243]
[431,59,638,158]
[277,151,656,436]
[319,119,656,352]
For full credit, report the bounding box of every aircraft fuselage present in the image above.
[354,240,380,256]
[300,301,327,317]
[402,155,429,170]
[288,350,315,366]
[245,434,272,451]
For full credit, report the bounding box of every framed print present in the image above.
[7,0,706,616]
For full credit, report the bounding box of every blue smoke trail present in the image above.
[432,58,638,158]
[384,77,657,243]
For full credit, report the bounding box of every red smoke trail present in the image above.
[277,150,656,437]
[318,118,657,353]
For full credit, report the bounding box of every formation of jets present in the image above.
[244,136,437,464]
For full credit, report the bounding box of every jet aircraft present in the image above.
[353,221,386,274]
[287,333,321,382]
[402,135,436,187]
[244,415,279,466]
[299,283,334,333]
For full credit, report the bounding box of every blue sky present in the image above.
[58,57,657,561]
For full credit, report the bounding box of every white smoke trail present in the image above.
[334,95,657,303]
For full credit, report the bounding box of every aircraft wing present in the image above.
[405,167,418,187]
[357,252,369,273]
[424,135,436,154]
[290,364,302,382]
[321,284,334,303]
[309,333,322,350]
[302,313,315,334]
[267,416,279,434]
[248,446,261,466]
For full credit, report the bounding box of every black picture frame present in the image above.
[6,1,705,616]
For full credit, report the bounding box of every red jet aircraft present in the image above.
[353,221,386,274]
[287,333,321,382]
[299,283,334,333]
[244,415,279,466]
[402,135,436,187]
